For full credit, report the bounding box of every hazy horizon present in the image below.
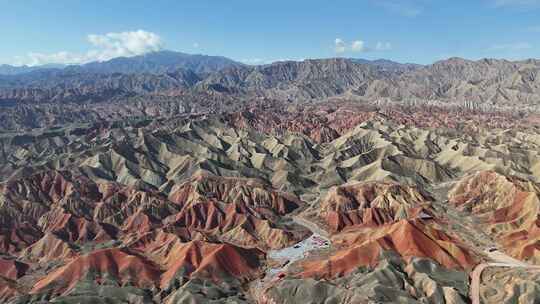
[4,49,540,69]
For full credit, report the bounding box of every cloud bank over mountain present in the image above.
[15,30,163,66]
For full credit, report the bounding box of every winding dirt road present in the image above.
[470,250,540,304]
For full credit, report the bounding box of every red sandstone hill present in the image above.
[0,222,42,255]
[20,232,76,264]
[0,170,304,253]
[30,248,162,296]
[315,181,434,232]
[168,173,302,217]
[165,174,308,249]
[300,219,476,279]
[449,171,540,263]
[224,104,375,143]
[0,170,298,301]
[0,259,28,300]
[2,102,538,303]
[30,241,264,298]
[0,170,169,247]
[0,258,28,281]
[124,231,264,287]
[158,240,264,289]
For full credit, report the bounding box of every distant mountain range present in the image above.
[0,63,66,75]
[0,51,419,76]
[0,51,242,76]
[1,51,539,111]
[71,50,242,75]
[349,58,423,73]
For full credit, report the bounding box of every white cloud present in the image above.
[334,38,346,54]
[351,40,366,52]
[488,42,532,51]
[334,39,392,53]
[86,30,162,60]
[375,42,392,51]
[492,0,540,7]
[15,30,163,66]
[193,42,200,48]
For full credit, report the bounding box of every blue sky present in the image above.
[1,0,539,65]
